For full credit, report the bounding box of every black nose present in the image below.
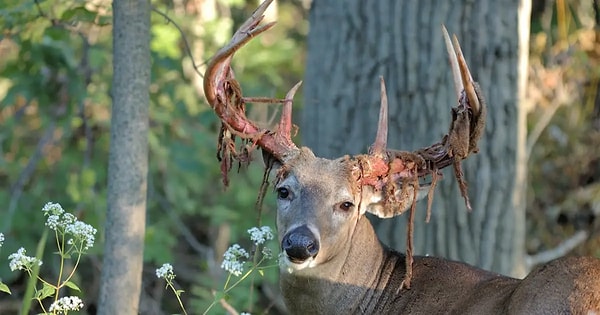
[282,225,319,263]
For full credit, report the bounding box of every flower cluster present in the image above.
[48,296,84,314]
[42,202,97,252]
[156,263,175,281]
[261,246,273,259]
[65,221,97,251]
[8,247,43,271]
[247,226,273,246]
[42,202,73,230]
[221,244,249,276]
[0,232,4,248]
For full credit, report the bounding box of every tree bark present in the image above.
[98,0,150,313]
[302,0,529,276]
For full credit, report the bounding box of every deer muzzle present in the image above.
[282,225,320,264]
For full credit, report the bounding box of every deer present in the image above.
[203,1,600,314]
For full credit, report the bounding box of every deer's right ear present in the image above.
[360,184,430,218]
[261,150,283,180]
[262,150,284,174]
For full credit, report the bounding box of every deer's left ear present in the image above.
[359,184,430,218]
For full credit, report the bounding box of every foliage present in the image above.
[0,0,306,313]
[2,202,94,314]
[526,0,600,258]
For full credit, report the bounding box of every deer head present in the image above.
[204,0,485,287]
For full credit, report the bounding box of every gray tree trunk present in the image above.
[98,0,150,313]
[302,0,529,276]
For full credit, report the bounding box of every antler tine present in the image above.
[452,35,480,116]
[369,76,389,158]
[446,31,481,117]
[442,25,463,99]
[275,81,303,146]
[204,0,275,107]
[442,26,481,116]
[203,0,300,163]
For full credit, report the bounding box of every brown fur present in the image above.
[276,153,600,314]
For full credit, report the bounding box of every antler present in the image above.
[357,26,487,211]
[357,27,486,290]
[203,0,300,179]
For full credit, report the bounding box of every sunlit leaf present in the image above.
[64,281,81,292]
[0,282,11,294]
[34,282,56,300]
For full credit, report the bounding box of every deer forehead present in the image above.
[278,154,357,201]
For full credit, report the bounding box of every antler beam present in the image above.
[203,0,300,166]
[356,27,486,210]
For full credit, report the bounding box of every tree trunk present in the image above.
[302,0,529,276]
[98,0,150,313]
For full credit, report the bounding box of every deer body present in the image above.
[204,1,600,314]
[276,152,600,314]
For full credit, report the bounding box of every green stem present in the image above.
[54,230,66,302]
[20,229,47,315]
[202,299,218,315]
[169,282,189,315]
[222,273,232,291]
[223,257,265,294]
[204,265,258,315]
[247,245,262,311]
[35,275,55,288]
[58,252,82,289]
[35,297,47,314]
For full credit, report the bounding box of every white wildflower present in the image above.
[45,214,60,230]
[247,226,274,246]
[42,202,64,216]
[261,247,273,259]
[156,263,175,280]
[8,247,43,271]
[65,221,97,251]
[61,213,77,228]
[43,203,76,231]
[240,312,251,315]
[48,296,84,314]
[0,232,4,247]
[221,244,249,276]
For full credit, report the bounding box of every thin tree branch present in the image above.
[151,7,206,78]
[4,121,57,232]
[219,297,239,315]
[525,230,589,270]
[152,186,211,258]
[526,102,561,161]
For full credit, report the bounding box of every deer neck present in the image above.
[280,215,404,314]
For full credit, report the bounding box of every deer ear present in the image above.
[360,184,431,218]
[262,150,283,170]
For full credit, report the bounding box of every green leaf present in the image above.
[61,7,97,24]
[258,270,264,277]
[34,282,56,300]
[0,282,11,294]
[64,281,81,292]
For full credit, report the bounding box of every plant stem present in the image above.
[170,282,189,315]
[20,229,47,315]
[55,230,66,302]
[59,252,82,288]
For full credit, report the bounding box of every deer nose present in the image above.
[282,225,319,263]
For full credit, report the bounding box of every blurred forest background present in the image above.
[0,0,598,314]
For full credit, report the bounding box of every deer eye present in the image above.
[276,187,290,199]
[339,201,354,211]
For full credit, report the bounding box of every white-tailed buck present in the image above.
[204,1,600,314]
